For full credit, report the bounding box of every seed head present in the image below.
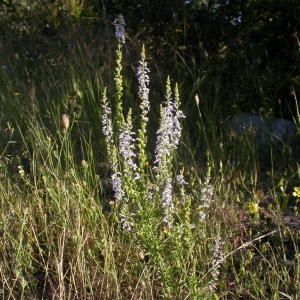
[61,114,69,131]
[195,94,199,106]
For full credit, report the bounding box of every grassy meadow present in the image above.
[0,12,300,300]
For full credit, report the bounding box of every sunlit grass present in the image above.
[0,13,299,300]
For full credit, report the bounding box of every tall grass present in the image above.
[0,13,299,300]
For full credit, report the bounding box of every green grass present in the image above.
[0,14,299,300]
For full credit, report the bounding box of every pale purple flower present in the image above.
[101,105,113,142]
[198,211,207,223]
[114,15,126,44]
[198,184,213,221]
[119,119,139,178]
[176,174,187,185]
[154,103,173,169]
[119,213,132,232]
[176,173,187,201]
[171,109,185,146]
[154,95,184,182]
[208,237,224,291]
[111,172,124,201]
[154,91,185,173]
[137,60,150,119]
[161,177,174,228]
[200,185,213,204]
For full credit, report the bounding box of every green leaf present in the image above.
[279,194,288,212]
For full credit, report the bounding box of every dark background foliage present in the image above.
[0,0,299,121]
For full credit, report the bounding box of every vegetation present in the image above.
[0,1,299,299]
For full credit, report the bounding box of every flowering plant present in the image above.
[99,15,223,298]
